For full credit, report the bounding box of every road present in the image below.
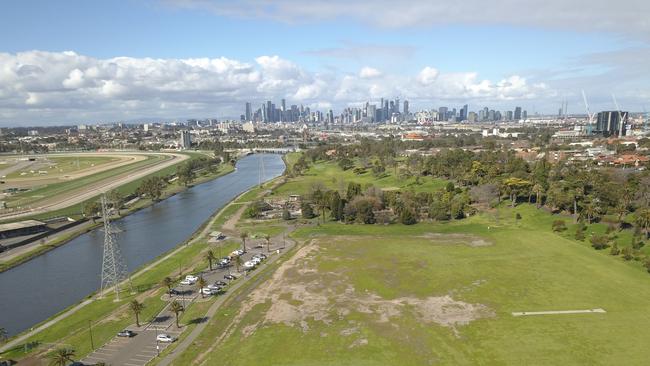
[0,152,189,221]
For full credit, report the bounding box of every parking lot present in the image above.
[81,243,280,366]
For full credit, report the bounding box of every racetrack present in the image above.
[0,151,189,221]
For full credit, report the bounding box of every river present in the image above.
[0,154,285,337]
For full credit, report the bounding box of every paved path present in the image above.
[512,308,606,316]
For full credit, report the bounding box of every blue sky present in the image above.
[0,0,648,125]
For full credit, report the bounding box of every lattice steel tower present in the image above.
[258,154,266,187]
[100,195,131,300]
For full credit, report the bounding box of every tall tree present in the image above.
[161,277,174,296]
[129,300,144,327]
[170,300,184,328]
[264,234,271,253]
[240,232,248,252]
[204,250,216,271]
[197,276,207,298]
[636,208,650,238]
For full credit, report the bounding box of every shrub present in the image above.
[552,220,567,232]
[610,243,620,256]
[515,213,522,220]
[282,209,292,221]
[622,246,634,261]
[399,209,417,225]
[301,202,315,219]
[590,234,609,250]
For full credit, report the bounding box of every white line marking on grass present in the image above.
[512,308,606,317]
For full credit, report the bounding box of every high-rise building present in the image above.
[522,110,527,120]
[179,130,192,149]
[245,102,252,121]
[460,104,468,121]
[514,107,522,120]
[403,100,409,116]
[438,107,448,121]
[596,111,628,137]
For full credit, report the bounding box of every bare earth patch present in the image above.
[230,238,494,343]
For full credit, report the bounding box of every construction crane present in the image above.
[582,90,596,134]
[611,94,626,136]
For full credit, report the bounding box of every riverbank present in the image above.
[0,154,285,362]
[0,159,234,274]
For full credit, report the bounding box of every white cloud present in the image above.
[359,67,382,79]
[0,50,560,125]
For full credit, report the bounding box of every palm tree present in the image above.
[129,300,144,327]
[49,348,75,366]
[636,208,650,239]
[170,300,184,328]
[615,203,628,227]
[264,234,271,253]
[234,255,242,273]
[161,276,174,296]
[0,327,7,343]
[582,200,601,224]
[204,249,216,271]
[240,232,249,252]
[197,276,207,298]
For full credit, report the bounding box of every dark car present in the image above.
[214,280,227,286]
[224,274,236,280]
[169,288,182,296]
[117,329,136,337]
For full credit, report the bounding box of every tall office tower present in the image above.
[179,130,192,149]
[245,102,252,121]
[389,101,395,114]
[506,111,513,120]
[514,106,522,120]
[262,103,268,122]
[403,100,409,116]
[522,110,528,120]
[384,101,389,121]
[478,109,485,121]
[460,104,468,121]
[495,111,502,121]
[488,110,496,121]
[368,105,377,122]
[281,99,286,111]
[267,101,273,122]
[596,111,628,137]
[558,108,563,118]
[395,98,400,113]
[483,107,489,120]
[438,107,448,121]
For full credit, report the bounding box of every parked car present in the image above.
[214,280,227,286]
[243,260,256,269]
[207,283,221,290]
[185,275,199,282]
[224,274,236,280]
[169,288,182,296]
[200,287,216,296]
[180,278,195,285]
[156,334,176,342]
[258,253,267,260]
[117,329,136,337]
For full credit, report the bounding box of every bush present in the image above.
[399,209,417,225]
[282,209,292,221]
[644,258,650,273]
[552,220,567,232]
[622,246,634,261]
[590,235,609,250]
[575,229,585,241]
[610,243,620,255]
[301,202,315,219]
[515,213,522,220]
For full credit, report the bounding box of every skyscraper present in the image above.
[514,107,522,120]
[438,107,448,121]
[245,102,252,121]
[403,100,409,116]
[597,111,628,137]
[460,104,468,121]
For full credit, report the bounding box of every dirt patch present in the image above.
[231,239,494,340]
[419,233,493,247]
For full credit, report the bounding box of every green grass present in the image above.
[180,208,650,365]
[274,159,447,197]
[4,156,119,179]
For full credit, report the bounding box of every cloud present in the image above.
[164,0,650,41]
[304,43,416,61]
[0,50,556,125]
[359,67,382,79]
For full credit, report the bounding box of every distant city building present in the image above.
[596,111,628,137]
[514,107,522,120]
[179,130,191,149]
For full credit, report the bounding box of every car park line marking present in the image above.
[512,308,606,316]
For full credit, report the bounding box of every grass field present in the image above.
[174,204,650,365]
[273,158,448,198]
[4,155,119,179]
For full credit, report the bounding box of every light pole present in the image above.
[88,320,95,350]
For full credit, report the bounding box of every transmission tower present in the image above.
[100,195,131,300]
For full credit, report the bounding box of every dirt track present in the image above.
[0,151,189,221]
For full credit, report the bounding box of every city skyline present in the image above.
[0,0,649,125]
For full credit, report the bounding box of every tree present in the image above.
[137,176,166,201]
[532,183,545,208]
[575,223,586,241]
[622,246,634,261]
[635,208,650,238]
[282,208,292,220]
[161,276,174,296]
[338,157,354,171]
[301,202,315,219]
[83,201,101,222]
[204,250,216,271]
[582,200,601,224]
[49,348,76,366]
[240,232,248,252]
[107,189,125,215]
[176,163,195,186]
[129,300,144,327]
[644,258,650,273]
[0,327,6,343]
[615,203,629,227]
[610,242,620,255]
[329,191,343,221]
[197,276,207,298]
[233,255,242,272]
[170,300,184,328]
[264,234,271,252]
[503,177,532,207]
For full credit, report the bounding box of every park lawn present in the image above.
[177,204,650,366]
[273,159,447,198]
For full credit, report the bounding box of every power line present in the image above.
[100,195,131,300]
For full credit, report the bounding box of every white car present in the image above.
[251,257,262,265]
[243,260,256,269]
[185,275,199,282]
[156,334,176,343]
[200,287,215,295]
[180,278,196,285]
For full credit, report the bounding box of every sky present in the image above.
[0,0,649,126]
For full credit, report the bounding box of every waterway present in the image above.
[0,154,285,337]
